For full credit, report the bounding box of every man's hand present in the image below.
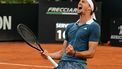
[40,50,48,59]
[66,45,76,56]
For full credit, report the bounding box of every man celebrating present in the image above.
[42,0,100,69]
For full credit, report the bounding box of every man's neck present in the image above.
[79,14,92,24]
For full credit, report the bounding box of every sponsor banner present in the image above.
[56,23,69,41]
[0,4,38,41]
[110,18,122,46]
[46,7,78,15]
[0,16,12,30]
[39,1,79,43]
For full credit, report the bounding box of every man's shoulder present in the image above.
[90,21,100,27]
[67,23,75,28]
[87,21,100,31]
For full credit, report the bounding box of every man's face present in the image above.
[77,0,92,15]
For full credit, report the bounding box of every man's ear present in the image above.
[87,7,92,12]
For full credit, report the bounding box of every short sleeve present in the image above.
[89,23,100,42]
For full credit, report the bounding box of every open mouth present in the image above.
[78,6,82,10]
[77,6,82,14]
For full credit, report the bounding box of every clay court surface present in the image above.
[0,42,122,69]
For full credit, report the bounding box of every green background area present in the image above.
[0,0,38,4]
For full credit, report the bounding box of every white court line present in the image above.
[0,62,53,68]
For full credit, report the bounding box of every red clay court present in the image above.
[0,42,122,69]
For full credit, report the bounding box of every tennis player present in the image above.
[41,0,100,69]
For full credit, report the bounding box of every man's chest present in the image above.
[68,25,90,39]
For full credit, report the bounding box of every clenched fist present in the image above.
[66,44,76,56]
